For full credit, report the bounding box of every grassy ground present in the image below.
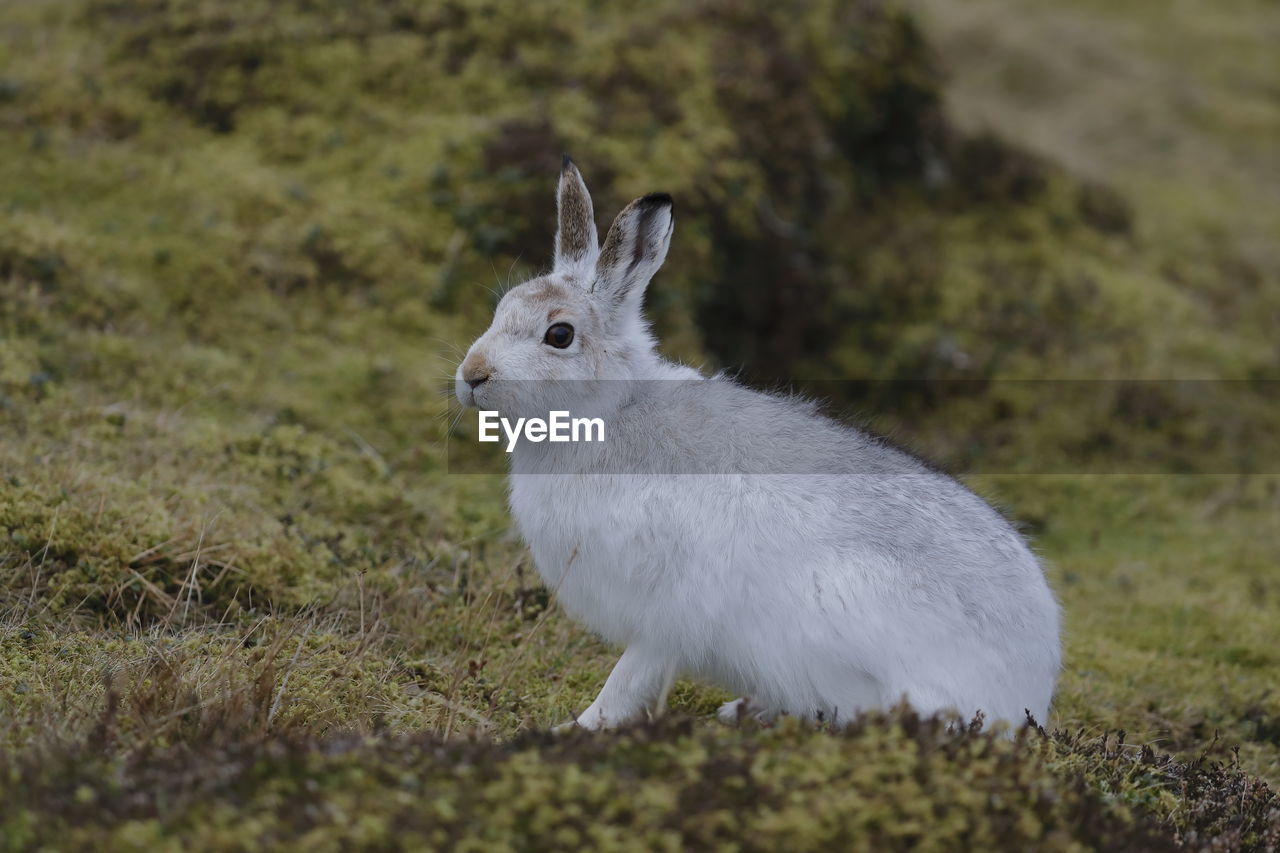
[906,0,1280,366]
[1,0,1278,848]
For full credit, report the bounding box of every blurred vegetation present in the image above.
[7,707,1280,851]
[1,0,1277,848]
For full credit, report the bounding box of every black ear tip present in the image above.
[561,152,574,171]
[639,191,673,210]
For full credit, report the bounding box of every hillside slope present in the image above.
[1,0,1277,848]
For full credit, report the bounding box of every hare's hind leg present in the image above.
[717,696,779,725]
[569,645,676,731]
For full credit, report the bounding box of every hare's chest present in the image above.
[507,475,665,642]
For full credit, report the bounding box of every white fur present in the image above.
[456,164,1061,731]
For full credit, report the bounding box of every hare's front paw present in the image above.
[573,705,622,730]
[548,709,614,732]
[567,646,676,731]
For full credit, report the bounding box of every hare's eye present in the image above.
[544,322,575,349]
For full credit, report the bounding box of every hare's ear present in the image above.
[593,192,673,312]
[553,155,599,278]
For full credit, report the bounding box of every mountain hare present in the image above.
[456,157,1060,730]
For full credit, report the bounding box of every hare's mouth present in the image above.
[455,381,479,409]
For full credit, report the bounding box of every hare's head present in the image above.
[455,157,673,415]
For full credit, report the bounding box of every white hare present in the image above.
[455,157,1060,730]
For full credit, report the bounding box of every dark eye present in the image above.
[544,322,574,349]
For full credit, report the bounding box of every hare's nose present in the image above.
[461,352,492,389]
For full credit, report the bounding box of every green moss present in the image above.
[4,711,1277,850]
[0,714,1232,851]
